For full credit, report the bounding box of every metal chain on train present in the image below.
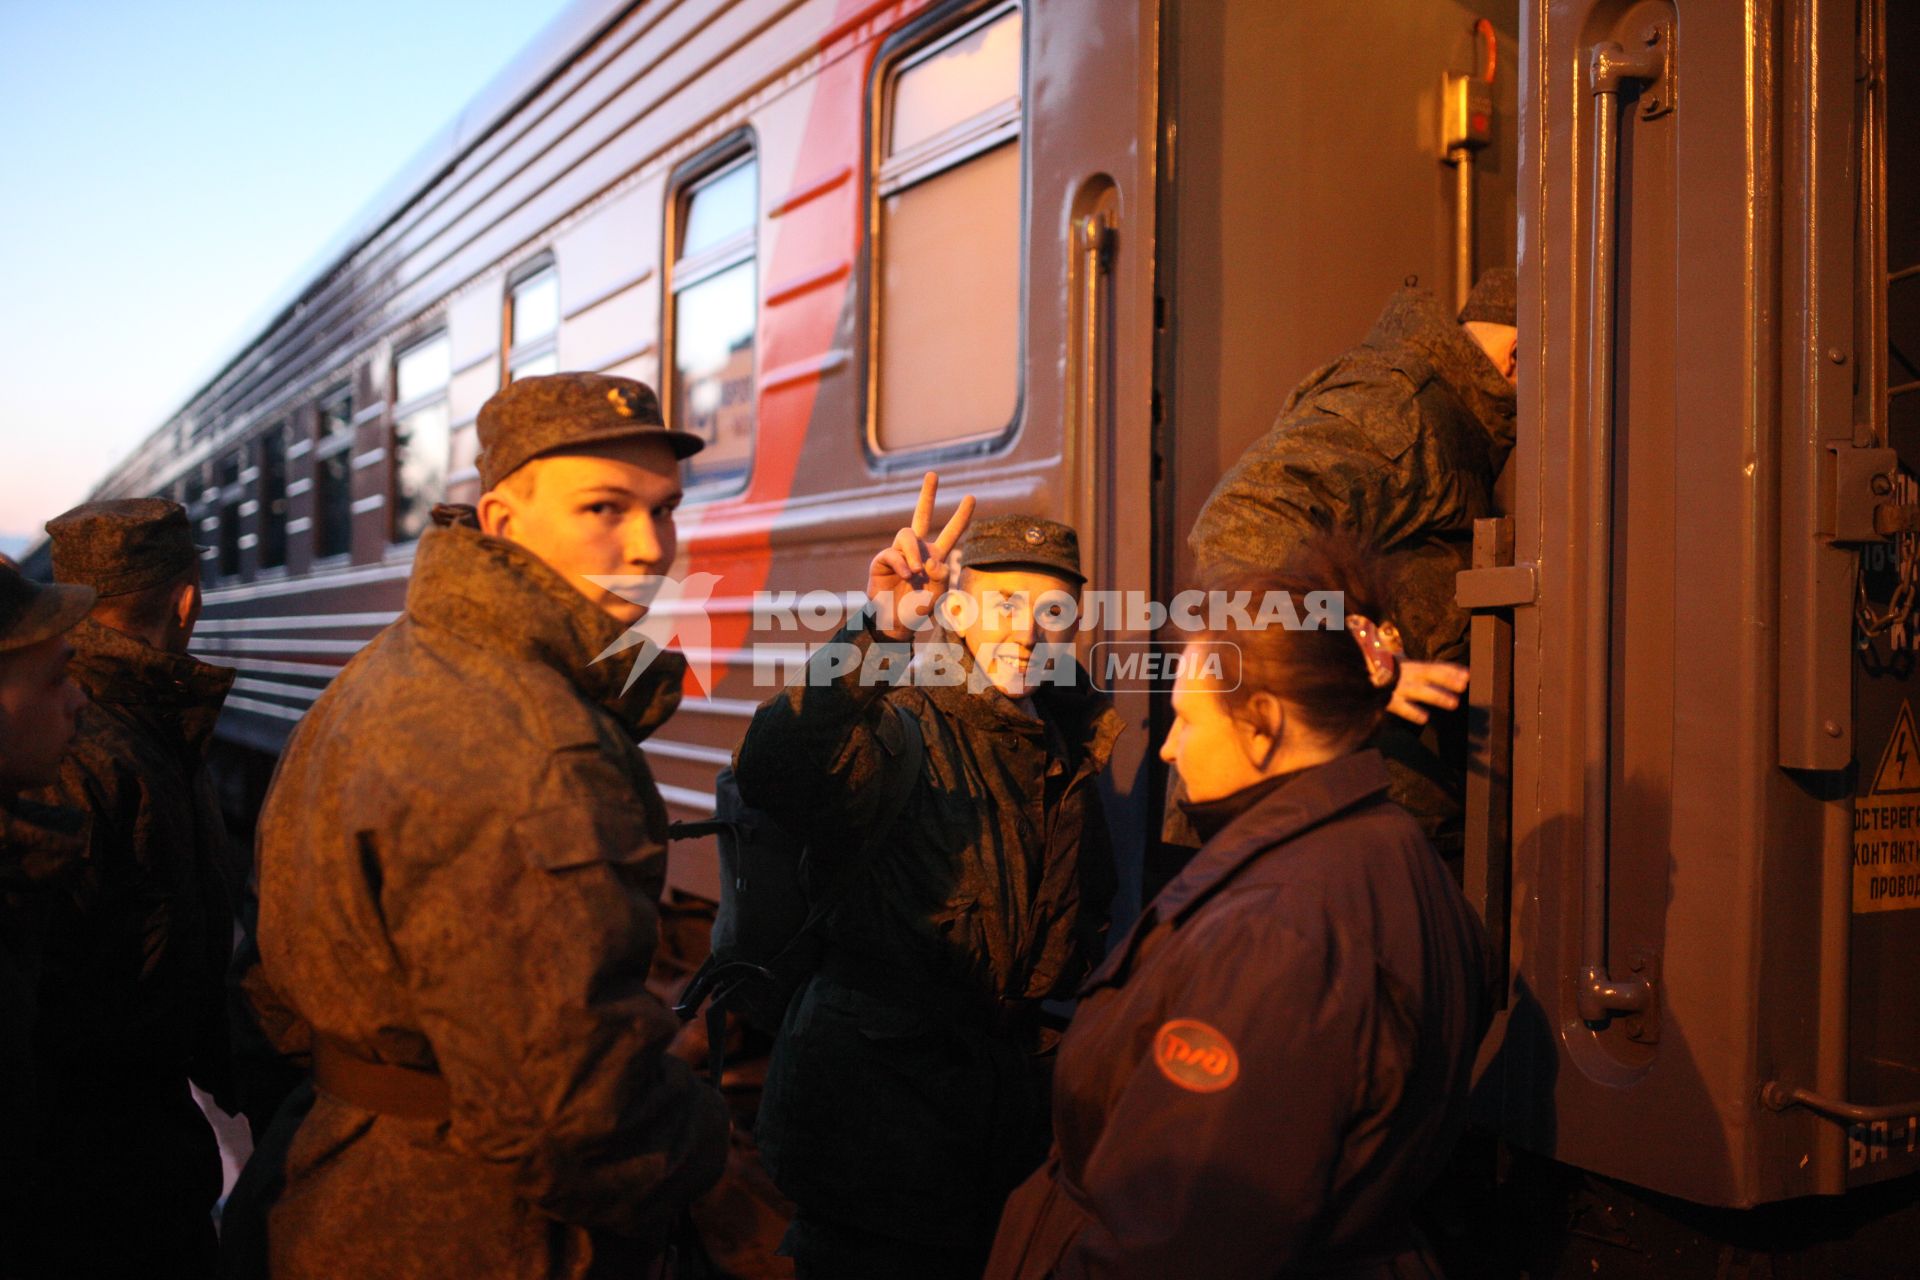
[1858,470,1920,650]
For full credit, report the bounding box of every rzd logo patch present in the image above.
[1153,1018,1240,1093]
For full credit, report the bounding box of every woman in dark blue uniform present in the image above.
[987,538,1490,1278]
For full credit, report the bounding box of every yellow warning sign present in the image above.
[1855,701,1920,913]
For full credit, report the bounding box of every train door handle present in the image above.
[1069,188,1118,597]
[1763,1081,1920,1127]
[1576,23,1674,1026]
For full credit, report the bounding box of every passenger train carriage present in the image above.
[33,0,1920,1269]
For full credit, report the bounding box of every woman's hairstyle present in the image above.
[1196,533,1399,747]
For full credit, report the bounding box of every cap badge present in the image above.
[1024,526,1045,545]
[608,386,637,417]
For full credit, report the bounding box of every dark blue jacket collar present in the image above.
[1157,749,1393,923]
[1083,750,1393,993]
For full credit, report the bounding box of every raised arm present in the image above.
[734,472,972,836]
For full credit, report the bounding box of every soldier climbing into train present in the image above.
[733,475,1123,1280]
[232,373,729,1279]
[1180,267,1521,862]
[13,499,242,1278]
[0,563,94,1280]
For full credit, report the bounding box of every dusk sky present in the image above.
[0,0,575,557]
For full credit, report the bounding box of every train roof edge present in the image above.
[81,0,644,512]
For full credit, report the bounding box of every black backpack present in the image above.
[671,697,925,1082]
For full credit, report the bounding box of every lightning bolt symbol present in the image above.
[1899,737,1910,778]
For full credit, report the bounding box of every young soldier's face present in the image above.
[0,634,87,790]
[1464,320,1519,385]
[940,567,1079,699]
[479,437,683,624]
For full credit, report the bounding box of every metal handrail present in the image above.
[1576,32,1670,1024]
[1762,1082,1920,1126]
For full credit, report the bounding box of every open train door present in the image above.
[1480,0,1920,1239]
[1154,1,1521,895]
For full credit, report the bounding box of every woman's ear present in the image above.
[1238,692,1287,770]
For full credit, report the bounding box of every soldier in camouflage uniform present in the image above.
[242,374,728,1279]
[736,477,1123,1280]
[21,499,240,1278]
[1185,269,1519,857]
[0,563,93,1280]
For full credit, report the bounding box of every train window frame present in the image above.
[861,0,1028,466]
[312,385,356,565]
[390,329,454,546]
[503,258,560,385]
[217,447,246,581]
[662,130,759,499]
[256,421,291,574]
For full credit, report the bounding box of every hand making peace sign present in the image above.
[867,471,976,641]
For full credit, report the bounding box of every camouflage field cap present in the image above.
[476,372,705,490]
[47,498,202,598]
[958,514,1085,585]
[1458,267,1516,327]
[0,562,94,653]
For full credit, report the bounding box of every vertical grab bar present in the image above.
[1442,19,1498,311]
[1577,30,1671,1024]
[1454,155,1476,313]
[1068,194,1117,589]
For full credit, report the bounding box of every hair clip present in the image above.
[1345,614,1403,688]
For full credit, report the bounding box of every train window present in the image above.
[680,162,756,259]
[890,8,1022,154]
[314,388,354,560]
[506,265,560,382]
[872,5,1023,452]
[320,392,352,439]
[669,150,757,489]
[258,424,288,570]
[218,451,244,579]
[392,333,452,543]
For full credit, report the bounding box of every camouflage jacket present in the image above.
[1185,288,1516,853]
[31,619,237,1110]
[1188,286,1517,666]
[735,614,1124,1004]
[0,793,84,1261]
[735,616,1123,1247]
[250,511,727,1279]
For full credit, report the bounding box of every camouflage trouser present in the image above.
[758,972,1052,1269]
[782,1209,989,1280]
